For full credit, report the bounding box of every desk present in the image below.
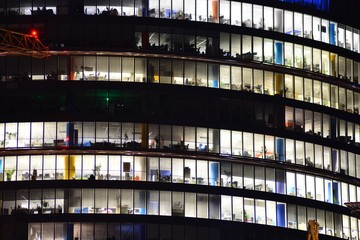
[241,52,256,60]
[305,157,314,167]
[304,64,311,70]
[169,143,188,150]
[123,141,141,148]
[313,64,320,73]
[197,144,208,152]
[128,208,146,214]
[95,141,114,147]
[288,221,297,229]
[160,170,171,182]
[198,15,206,22]
[173,11,183,20]
[243,83,251,91]
[304,31,312,39]
[184,13,192,20]
[22,172,30,180]
[222,213,232,220]
[264,56,273,63]
[196,79,206,86]
[231,84,241,90]
[255,184,263,191]
[31,9,54,16]
[95,208,116,214]
[220,17,230,24]
[346,41,352,50]
[101,9,118,16]
[254,85,262,93]
[54,139,65,146]
[242,19,252,27]
[208,16,215,22]
[55,172,64,180]
[11,208,29,215]
[197,177,206,185]
[149,8,157,17]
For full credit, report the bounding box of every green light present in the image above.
[106,97,109,101]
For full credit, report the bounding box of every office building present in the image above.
[0,0,359,239]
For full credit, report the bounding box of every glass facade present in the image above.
[5,187,360,238]
[1,55,360,115]
[0,0,359,240]
[1,153,360,206]
[0,1,357,51]
[0,121,359,178]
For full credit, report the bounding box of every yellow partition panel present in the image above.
[330,54,336,77]
[64,155,76,180]
[275,73,284,95]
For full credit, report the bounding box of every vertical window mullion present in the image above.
[206,0,208,22]
[182,158,185,184]
[81,155,84,183]
[107,56,110,81]
[262,5,264,30]
[133,57,136,83]
[41,122,45,147]
[158,0,160,18]
[311,16,313,40]
[157,190,160,216]
[131,188,135,215]
[241,131,244,156]
[55,155,58,180]
[16,122,19,148]
[95,55,98,81]
[120,56,123,82]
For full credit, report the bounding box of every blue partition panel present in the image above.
[67,223,74,240]
[211,80,219,88]
[327,181,332,203]
[276,203,286,227]
[142,0,148,17]
[276,170,285,194]
[210,64,219,88]
[331,149,338,172]
[209,162,219,186]
[333,182,339,205]
[274,42,283,65]
[275,138,285,162]
[66,122,74,147]
[330,23,336,45]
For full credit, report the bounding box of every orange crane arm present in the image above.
[0,28,50,58]
[307,220,319,240]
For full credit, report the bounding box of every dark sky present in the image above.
[330,1,360,27]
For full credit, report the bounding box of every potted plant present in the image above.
[223,169,231,187]
[93,164,102,179]
[42,200,49,208]
[172,201,184,216]
[5,132,16,140]
[31,169,38,180]
[244,210,249,222]
[5,169,15,181]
